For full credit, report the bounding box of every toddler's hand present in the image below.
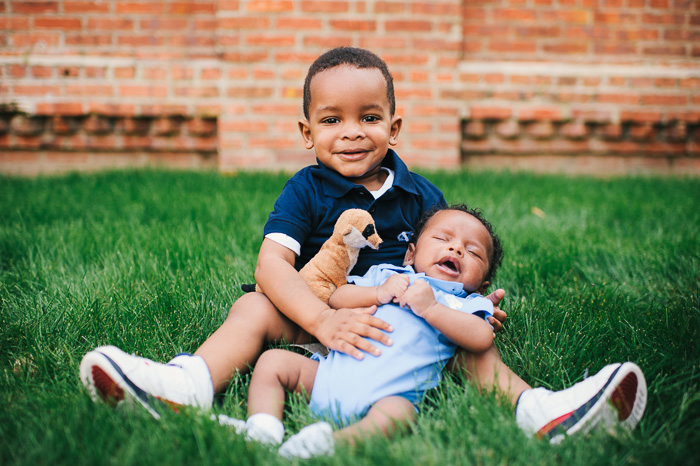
[376,274,410,305]
[398,279,437,317]
[315,306,393,360]
[485,288,506,332]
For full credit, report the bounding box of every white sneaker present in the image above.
[79,345,214,419]
[516,362,647,444]
[278,422,334,459]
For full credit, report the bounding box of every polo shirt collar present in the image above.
[315,149,420,198]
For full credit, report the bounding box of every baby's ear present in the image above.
[477,281,490,295]
[403,243,416,265]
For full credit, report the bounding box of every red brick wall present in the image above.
[464,0,699,63]
[1,0,699,175]
[460,0,700,175]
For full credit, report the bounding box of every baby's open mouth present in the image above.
[438,258,460,274]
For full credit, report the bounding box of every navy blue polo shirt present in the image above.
[263,149,446,276]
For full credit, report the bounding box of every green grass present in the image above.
[1,169,699,465]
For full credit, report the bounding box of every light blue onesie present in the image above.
[309,264,493,426]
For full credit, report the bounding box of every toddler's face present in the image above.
[404,210,492,294]
[299,65,401,183]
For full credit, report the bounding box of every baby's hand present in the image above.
[376,274,410,305]
[398,279,437,317]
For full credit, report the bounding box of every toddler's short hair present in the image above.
[303,47,396,119]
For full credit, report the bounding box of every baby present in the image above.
[221,204,502,458]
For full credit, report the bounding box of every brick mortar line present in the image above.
[0,55,222,67]
[458,61,700,78]
[446,84,699,92]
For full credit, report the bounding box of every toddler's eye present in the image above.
[363,115,380,123]
[322,117,339,124]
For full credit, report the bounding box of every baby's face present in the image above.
[299,65,401,182]
[404,210,492,294]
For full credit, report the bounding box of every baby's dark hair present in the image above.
[412,204,504,284]
[303,47,396,119]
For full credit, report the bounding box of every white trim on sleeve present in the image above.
[265,233,301,256]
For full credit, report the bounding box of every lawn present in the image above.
[1,169,698,465]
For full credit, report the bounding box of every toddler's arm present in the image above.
[255,239,394,359]
[399,280,494,353]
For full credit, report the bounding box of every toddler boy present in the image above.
[81,45,448,414]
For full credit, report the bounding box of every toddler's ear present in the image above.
[298,119,314,149]
[389,115,402,146]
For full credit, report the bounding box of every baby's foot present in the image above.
[278,422,334,459]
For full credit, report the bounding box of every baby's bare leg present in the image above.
[448,345,531,406]
[195,292,313,393]
[247,349,319,420]
[335,396,416,445]
[278,395,415,458]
